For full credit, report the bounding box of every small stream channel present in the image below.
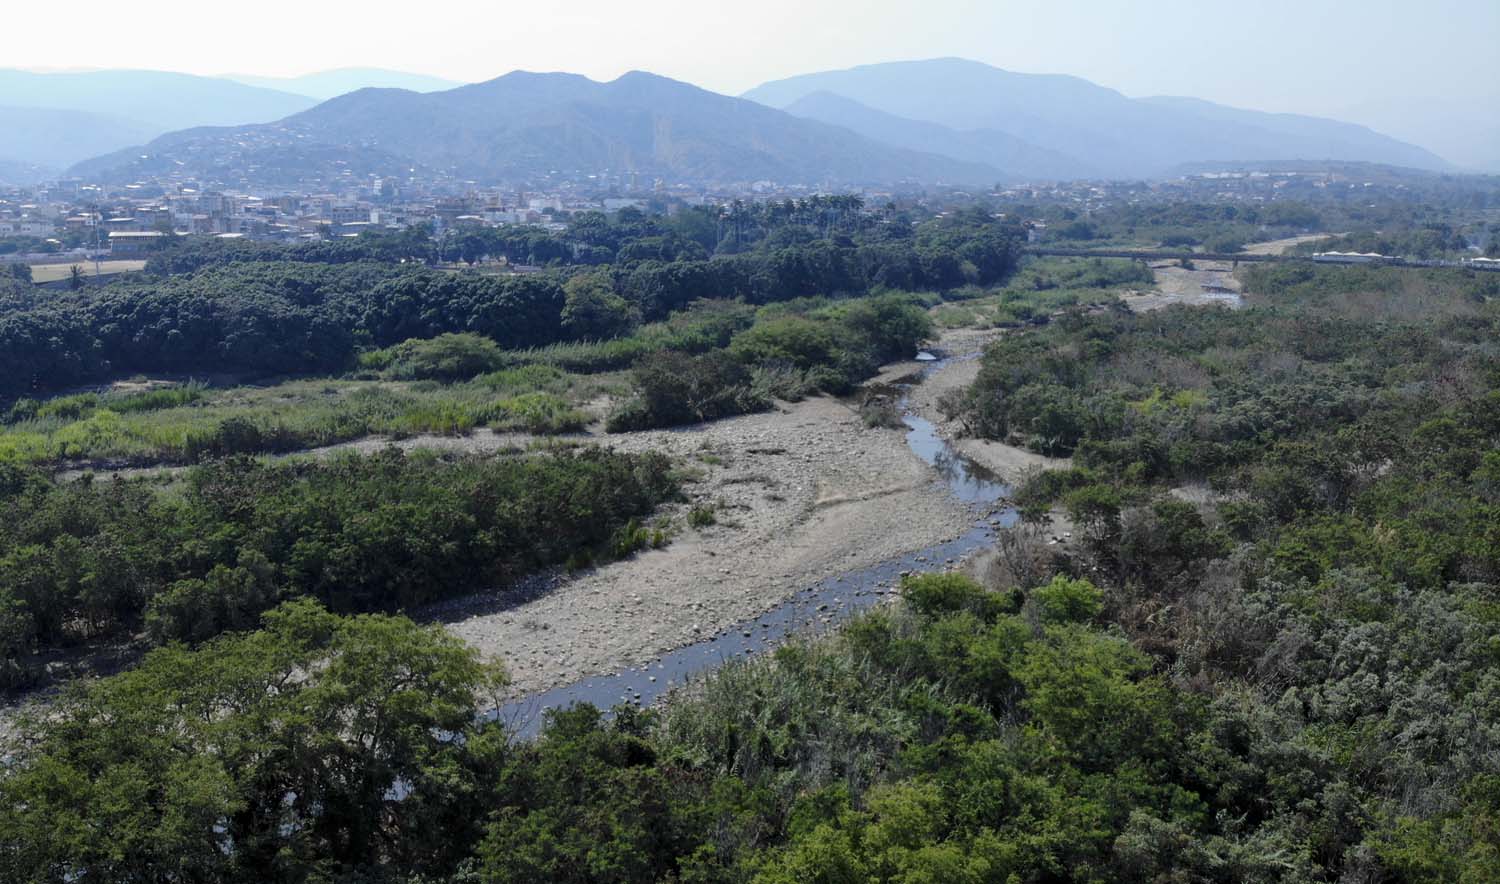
[493,352,1017,738]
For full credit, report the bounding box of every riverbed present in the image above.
[493,351,1019,737]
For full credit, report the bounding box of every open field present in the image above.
[27,259,146,282]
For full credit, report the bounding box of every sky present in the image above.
[9,0,1499,167]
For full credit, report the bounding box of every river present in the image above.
[493,352,1017,738]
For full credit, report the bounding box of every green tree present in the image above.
[562,271,639,340]
[0,600,508,882]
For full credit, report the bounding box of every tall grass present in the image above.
[503,301,756,373]
[0,374,601,467]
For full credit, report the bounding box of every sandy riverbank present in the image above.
[441,381,980,696]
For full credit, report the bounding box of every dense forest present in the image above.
[0,447,677,686]
[0,207,1020,400]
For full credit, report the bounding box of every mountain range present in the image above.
[0,70,317,182]
[744,58,1450,179]
[1,59,1460,188]
[0,68,458,184]
[71,71,999,187]
[780,90,1096,182]
[0,70,315,133]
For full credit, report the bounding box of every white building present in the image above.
[1312,251,1388,265]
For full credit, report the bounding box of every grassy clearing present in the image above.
[0,368,623,467]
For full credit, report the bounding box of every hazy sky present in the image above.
[11,0,1499,166]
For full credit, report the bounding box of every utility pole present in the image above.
[91,202,103,278]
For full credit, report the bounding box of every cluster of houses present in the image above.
[3,178,747,260]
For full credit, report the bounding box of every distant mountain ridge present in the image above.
[0,69,315,132]
[44,58,1461,188]
[0,69,319,184]
[224,68,465,101]
[0,106,156,171]
[72,70,1003,187]
[744,58,1450,178]
[781,91,1094,182]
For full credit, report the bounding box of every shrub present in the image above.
[369,333,508,381]
[901,572,1011,621]
[1029,575,1104,624]
[607,351,767,431]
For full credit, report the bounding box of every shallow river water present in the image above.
[493,354,1015,737]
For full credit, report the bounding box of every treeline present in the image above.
[0,446,677,685]
[1004,193,1490,257]
[142,225,439,274]
[1009,199,1327,252]
[0,215,1020,400]
[0,262,566,397]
